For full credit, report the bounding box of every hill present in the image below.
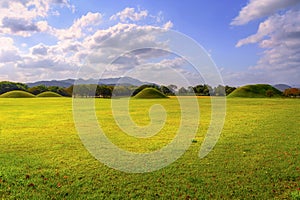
[0,90,35,98]
[228,84,282,98]
[36,91,62,97]
[134,88,169,99]
[273,84,291,92]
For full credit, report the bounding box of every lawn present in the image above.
[0,97,299,199]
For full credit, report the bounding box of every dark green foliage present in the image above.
[28,85,48,95]
[178,87,188,95]
[193,84,212,96]
[214,85,226,96]
[134,88,168,99]
[0,81,28,95]
[64,85,73,97]
[48,86,70,97]
[265,89,274,97]
[112,85,135,97]
[160,85,175,96]
[96,85,113,98]
[213,85,236,96]
[0,90,35,98]
[36,91,62,97]
[28,85,71,97]
[71,84,97,97]
[228,84,283,98]
[166,84,177,94]
[225,85,236,95]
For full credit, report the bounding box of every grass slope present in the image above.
[0,90,35,98]
[134,88,168,99]
[228,84,282,98]
[0,98,299,199]
[36,91,62,97]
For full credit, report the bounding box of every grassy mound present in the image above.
[0,90,35,98]
[37,91,62,97]
[228,84,282,98]
[134,88,169,99]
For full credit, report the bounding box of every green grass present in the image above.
[134,88,168,99]
[0,90,35,98]
[36,91,62,97]
[228,84,283,98]
[0,97,299,199]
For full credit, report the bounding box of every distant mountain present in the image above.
[27,77,150,88]
[273,84,291,92]
[27,79,74,88]
[291,84,300,89]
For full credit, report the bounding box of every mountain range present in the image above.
[27,77,150,88]
[272,84,291,92]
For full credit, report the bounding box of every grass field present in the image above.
[0,97,299,199]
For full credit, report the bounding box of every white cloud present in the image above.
[1,17,40,36]
[128,57,199,87]
[36,21,51,32]
[110,7,148,22]
[0,37,21,63]
[231,0,300,25]
[0,0,72,36]
[163,21,173,29]
[0,37,16,50]
[31,43,49,56]
[237,9,300,73]
[0,5,175,83]
[222,67,300,86]
[55,12,102,40]
[232,1,300,85]
[147,57,187,70]
[85,23,167,57]
[0,50,21,63]
[0,63,18,81]
[131,48,171,60]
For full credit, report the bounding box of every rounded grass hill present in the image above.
[36,91,62,97]
[228,84,282,98]
[0,90,35,98]
[134,88,169,99]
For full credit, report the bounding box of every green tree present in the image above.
[193,84,212,96]
[0,81,28,94]
[225,85,236,96]
[160,85,175,96]
[266,89,274,97]
[167,84,178,94]
[96,85,112,98]
[65,85,74,97]
[112,85,134,97]
[28,85,48,95]
[214,85,225,96]
[178,87,188,95]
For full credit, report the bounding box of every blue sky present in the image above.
[0,0,299,86]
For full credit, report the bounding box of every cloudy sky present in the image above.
[0,0,299,86]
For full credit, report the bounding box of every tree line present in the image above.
[0,81,235,97]
[1,81,299,98]
[0,81,73,97]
